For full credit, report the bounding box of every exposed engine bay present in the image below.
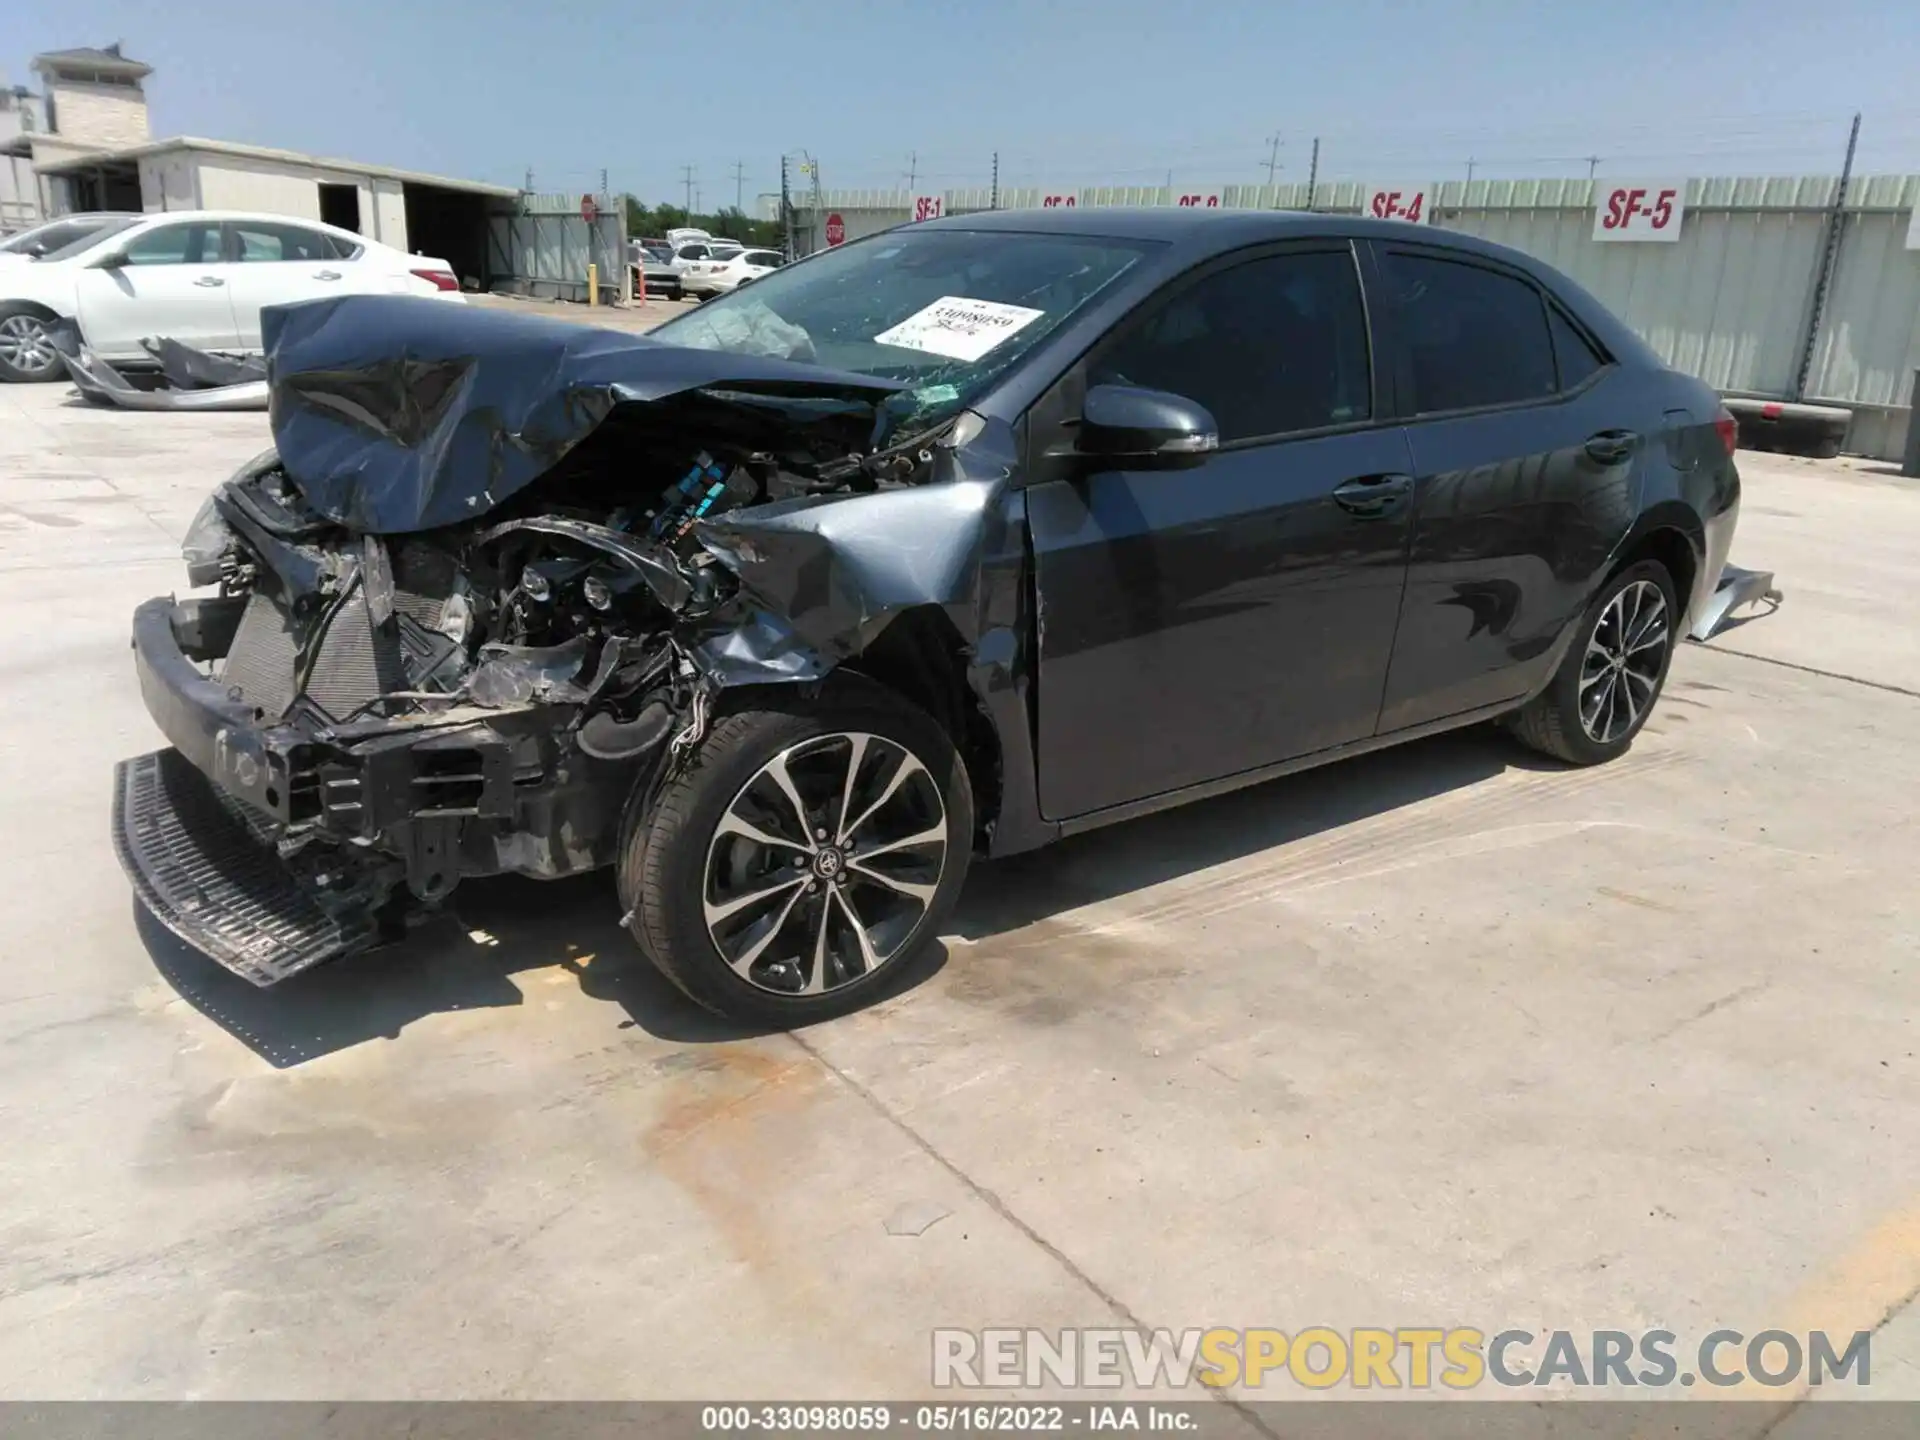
[115,294,1023,986]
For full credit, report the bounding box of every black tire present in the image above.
[621,681,973,1026]
[1508,559,1678,765]
[0,304,64,383]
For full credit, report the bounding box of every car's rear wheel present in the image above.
[1508,560,1678,765]
[0,305,63,383]
[621,683,972,1025]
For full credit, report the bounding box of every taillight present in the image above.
[410,268,459,292]
[1713,407,1738,456]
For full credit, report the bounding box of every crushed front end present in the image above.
[115,294,931,985]
[119,453,737,981]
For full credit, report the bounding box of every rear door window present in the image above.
[1381,251,1557,414]
[1089,247,1373,443]
[227,222,341,263]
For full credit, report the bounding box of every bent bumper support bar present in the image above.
[1688,563,1780,642]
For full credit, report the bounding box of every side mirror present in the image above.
[91,250,127,269]
[1077,383,1219,469]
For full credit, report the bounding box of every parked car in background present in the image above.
[0,212,140,268]
[664,227,714,250]
[117,210,1742,1026]
[666,240,730,282]
[632,243,683,299]
[680,247,784,296]
[0,210,462,382]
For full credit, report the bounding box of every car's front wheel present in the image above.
[0,305,64,383]
[1508,559,1678,765]
[621,683,973,1025]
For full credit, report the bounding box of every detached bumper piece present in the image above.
[113,748,379,985]
[50,324,269,412]
[1688,563,1780,642]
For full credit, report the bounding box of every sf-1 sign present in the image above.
[1041,194,1078,208]
[1594,181,1685,241]
[1366,186,1430,224]
[912,195,944,222]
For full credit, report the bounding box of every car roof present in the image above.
[916,204,1497,253]
[910,205,1657,364]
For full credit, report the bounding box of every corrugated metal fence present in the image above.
[487,205,629,304]
[794,174,1920,460]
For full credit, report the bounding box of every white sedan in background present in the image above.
[679,247,786,298]
[0,210,463,382]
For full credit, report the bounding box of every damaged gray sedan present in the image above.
[117,210,1746,1024]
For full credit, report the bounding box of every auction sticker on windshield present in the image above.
[874,296,1045,362]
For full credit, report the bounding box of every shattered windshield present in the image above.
[648,228,1157,437]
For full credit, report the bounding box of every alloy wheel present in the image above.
[0,314,57,376]
[1579,579,1669,744]
[702,731,948,997]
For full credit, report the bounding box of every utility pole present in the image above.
[1794,111,1862,402]
[1263,133,1282,189]
[1305,137,1320,211]
[780,154,793,259]
[524,166,534,193]
[990,151,999,210]
[906,151,917,192]
[731,160,745,212]
[1466,157,1476,184]
[1586,155,1599,180]
[680,164,695,221]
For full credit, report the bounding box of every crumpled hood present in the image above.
[260,295,905,534]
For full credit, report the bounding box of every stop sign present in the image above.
[825,212,845,246]
[580,194,598,223]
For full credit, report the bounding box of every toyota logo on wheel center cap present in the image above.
[812,847,845,880]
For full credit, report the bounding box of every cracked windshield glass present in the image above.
[649,228,1155,439]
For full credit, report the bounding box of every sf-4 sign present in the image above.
[1366,186,1430,224]
[1175,194,1221,208]
[1041,193,1077,208]
[1594,181,1685,241]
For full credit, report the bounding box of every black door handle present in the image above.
[1585,429,1639,465]
[1332,472,1413,518]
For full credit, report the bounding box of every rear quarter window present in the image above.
[1547,303,1609,390]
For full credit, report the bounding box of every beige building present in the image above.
[1,43,519,287]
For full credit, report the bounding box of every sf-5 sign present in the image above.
[1594,181,1686,241]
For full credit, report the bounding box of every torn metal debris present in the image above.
[51,325,269,411]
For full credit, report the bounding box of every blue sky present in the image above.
[7,0,1920,206]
